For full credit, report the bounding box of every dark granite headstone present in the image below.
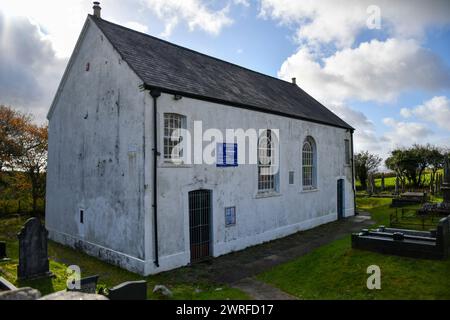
[393,232,404,241]
[108,280,147,300]
[442,156,450,204]
[67,275,99,294]
[17,218,52,280]
[0,241,9,261]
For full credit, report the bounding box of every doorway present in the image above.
[337,179,345,220]
[188,190,212,262]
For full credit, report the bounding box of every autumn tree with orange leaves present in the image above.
[0,105,48,215]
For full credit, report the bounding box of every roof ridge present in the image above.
[89,15,295,86]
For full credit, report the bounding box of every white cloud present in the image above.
[400,96,450,130]
[259,0,450,49]
[0,13,66,123]
[329,104,381,153]
[142,0,233,37]
[279,39,450,104]
[382,117,433,148]
[1,0,87,58]
[271,0,450,157]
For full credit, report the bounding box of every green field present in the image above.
[257,196,450,299]
[0,215,248,300]
[355,171,440,190]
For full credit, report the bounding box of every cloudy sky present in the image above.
[1,0,450,160]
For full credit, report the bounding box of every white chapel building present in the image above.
[46,4,356,275]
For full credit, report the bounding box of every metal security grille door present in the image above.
[189,190,212,262]
[337,179,344,220]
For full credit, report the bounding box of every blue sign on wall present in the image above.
[216,143,238,167]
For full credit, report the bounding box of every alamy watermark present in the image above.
[366,265,381,290]
[166,121,279,175]
[66,265,81,290]
[367,5,381,30]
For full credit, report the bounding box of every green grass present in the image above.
[355,171,442,190]
[256,196,450,299]
[0,215,249,300]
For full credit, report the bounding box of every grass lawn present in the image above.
[354,170,442,190]
[0,214,249,300]
[256,196,450,300]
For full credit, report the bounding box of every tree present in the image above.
[12,123,48,215]
[0,105,30,179]
[355,151,382,190]
[425,145,445,193]
[385,149,407,189]
[385,144,439,189]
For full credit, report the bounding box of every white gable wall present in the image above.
[45,19,153,274]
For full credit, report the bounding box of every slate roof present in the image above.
[91,16,353,130]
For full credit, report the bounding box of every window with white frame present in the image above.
[163,113,185,162]
[258,129,277,192]
[302,137,317,189]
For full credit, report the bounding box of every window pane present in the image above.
[164,113,184,160]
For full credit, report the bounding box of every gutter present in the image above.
[350,129,357,215]
[150,89,161,267]
[142,84,354,131]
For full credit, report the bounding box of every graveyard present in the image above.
[257,197,450,300]
[1,193,449,300]
[0,215,248,299]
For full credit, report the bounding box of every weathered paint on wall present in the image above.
[46,16,355,276]
[46,18,152,274]
[147,93,354,274]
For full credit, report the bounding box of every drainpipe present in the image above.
[150,89,161,267]
[350,129,357,215]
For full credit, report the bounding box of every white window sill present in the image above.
[159,161,192,168]
[300,188,319,193]
[255,191,282,199]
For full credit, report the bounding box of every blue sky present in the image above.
[1,0,449,160]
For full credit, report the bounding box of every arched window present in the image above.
[302,136,317,189]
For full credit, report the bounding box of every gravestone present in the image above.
[442,155,450,204]
[17,218,52,280]
[0,241,10,262]
[108,280,147,300]
[67,275,99,294]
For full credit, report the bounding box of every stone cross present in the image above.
[17,218,52,280]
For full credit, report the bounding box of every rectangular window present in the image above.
[80,209,84,224]
[258,130,276,191]
[289,171,294,185]
[225,207,236,227]
[163,113,185,162]
[344,139,350,165]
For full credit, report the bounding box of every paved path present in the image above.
[231,278,298,300]
[165,213,374,299]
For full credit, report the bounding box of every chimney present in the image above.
[93,2,101,18]
[292,77,297,85]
